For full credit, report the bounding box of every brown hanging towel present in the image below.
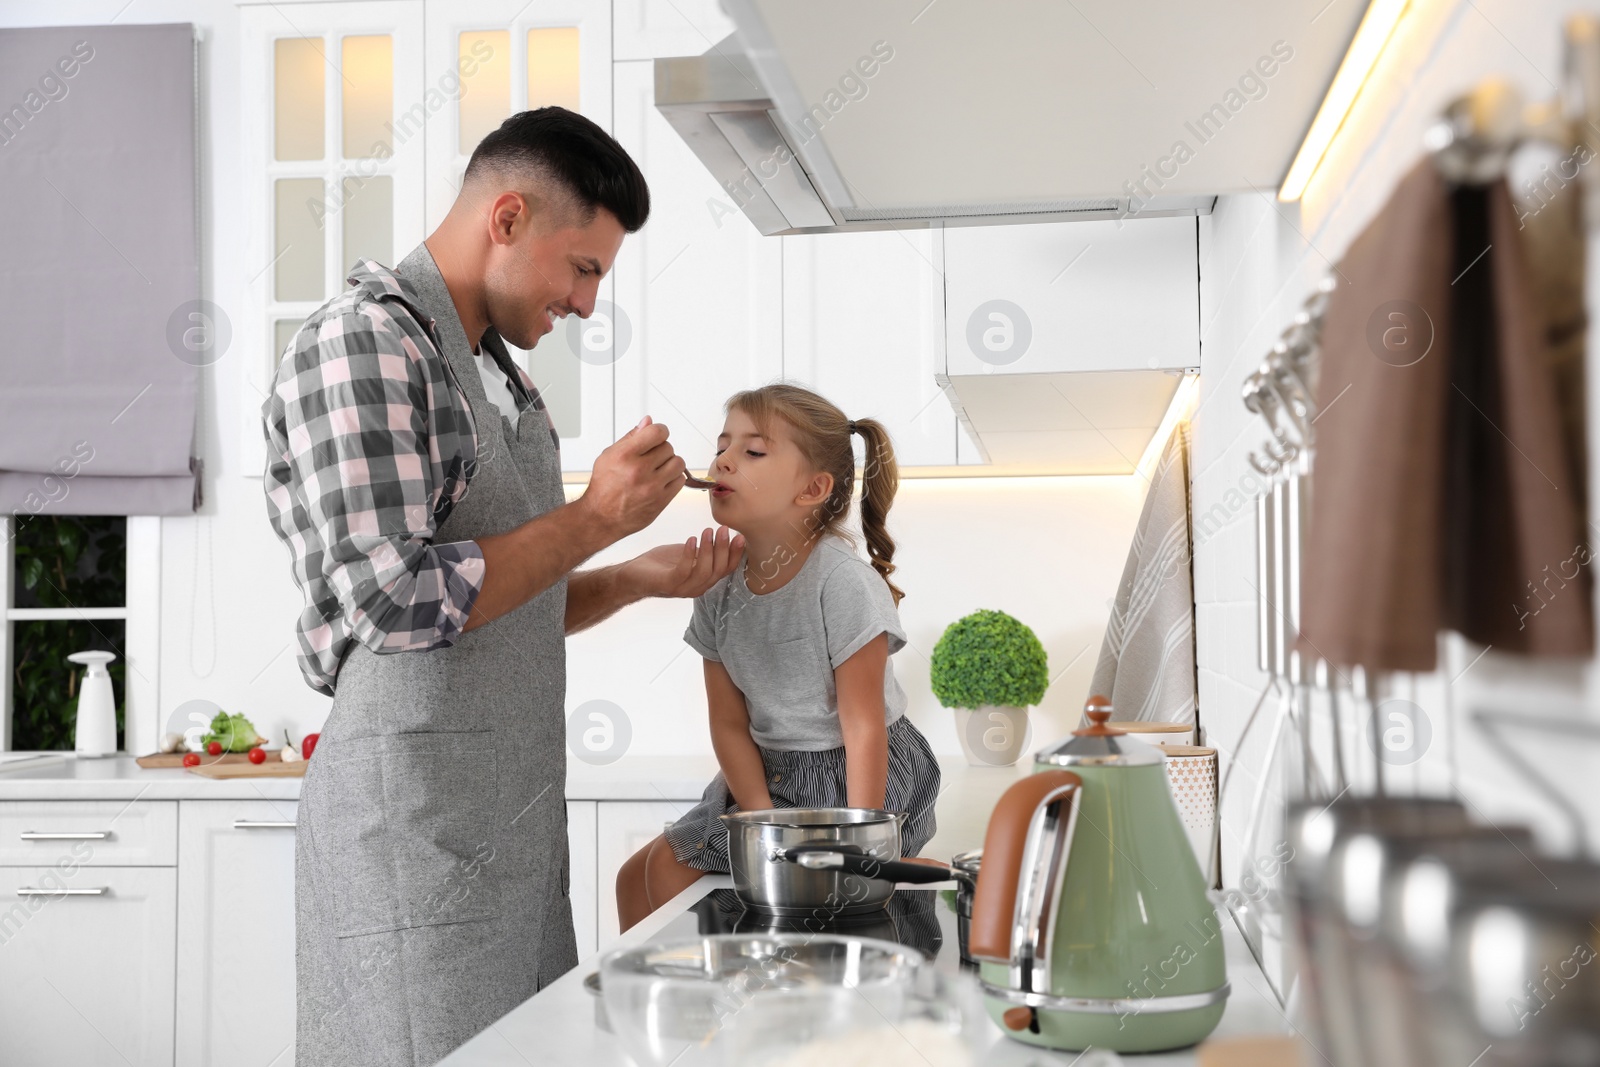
[1296,156,1592,672]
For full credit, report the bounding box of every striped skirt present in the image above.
[665,715,942,873]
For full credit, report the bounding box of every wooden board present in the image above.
[137,750,282,769]
[1105,721,1191,733]
[1196,1036,1303,1067]
[186,760,306,779]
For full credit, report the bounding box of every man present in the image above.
[262,108,743,1066]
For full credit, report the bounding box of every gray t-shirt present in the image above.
[684,535,908,751]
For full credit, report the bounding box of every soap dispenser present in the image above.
[68,650,118,757]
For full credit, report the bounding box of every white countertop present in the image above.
[437,874,1289,1066]
[0,753,732,802]
[0,754,309,800]
[0,752,1029,810]
[429,756,1286,1067]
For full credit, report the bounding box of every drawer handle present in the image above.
[19,830,111,841]
[16,886,107,896]
[232,820,297,830]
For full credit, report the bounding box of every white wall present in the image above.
[1192,0,1600,952]
[185,468,1146,764]
[566,476,1147,759]
[0,0,1148,756]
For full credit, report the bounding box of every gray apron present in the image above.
[295,244,575,1066]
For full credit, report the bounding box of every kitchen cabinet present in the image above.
[611,59,784,474]
[239,0,429,476]
[175,801,299,1067]
[566,800,598,959]
[595,801,685,947]
[242,0,616,475]
[0,779,714,1063]
[781,229,958,467]
[424,0,617,472]
[0,864,177,1067]
[613,0,735,61]
[0,798,176,866]
[421,0,613,228]
[943,215,1200,376]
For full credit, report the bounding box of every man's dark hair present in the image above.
[464,107,650,232]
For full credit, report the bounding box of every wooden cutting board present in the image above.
[137,750,283,768]
[1196,1035,1302,1067]
[186,760,306,779]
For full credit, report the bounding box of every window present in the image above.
[1,515,127,751]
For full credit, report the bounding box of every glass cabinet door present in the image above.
[425,0,615,473]
[242,1,426,473]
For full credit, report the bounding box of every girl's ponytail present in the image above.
[849,417,903,605]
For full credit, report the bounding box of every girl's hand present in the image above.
[622,525,744,598]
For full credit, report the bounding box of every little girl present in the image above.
[616,383,941,930]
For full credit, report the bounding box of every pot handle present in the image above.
[966,769,1083,989]
[774,845,959,886]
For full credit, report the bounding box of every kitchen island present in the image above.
[437,871,1289,1066]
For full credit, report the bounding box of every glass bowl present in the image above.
[600,932,982,1066]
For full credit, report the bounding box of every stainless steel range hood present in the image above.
[656,0,1371,237]
[654,36,1215,236]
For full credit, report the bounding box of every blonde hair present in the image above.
[726,383,903,605]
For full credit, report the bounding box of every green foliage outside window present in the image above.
[11,516,126,751]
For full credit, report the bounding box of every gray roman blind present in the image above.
[0,23,200,515]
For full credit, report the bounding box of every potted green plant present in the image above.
[930,609,1050,766]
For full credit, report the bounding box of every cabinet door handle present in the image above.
[232,820,297,830]
[19,830,111,841]
[16,886,108,896]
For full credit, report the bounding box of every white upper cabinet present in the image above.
[238,2,1195,481]
[781,229,956,467]
[423,0,616,472]
[610,59,783,477]
[241,0,427,474]
[943,216,1199,376]
[613,0,736,61]
[421,0,613,227]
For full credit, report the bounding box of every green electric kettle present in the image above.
[969,696,1228,1052]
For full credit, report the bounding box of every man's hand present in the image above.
[621,525,745,599]
[578,417,686,539]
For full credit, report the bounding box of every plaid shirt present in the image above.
[262,258,546,696]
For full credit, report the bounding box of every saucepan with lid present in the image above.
[721,807,970,918]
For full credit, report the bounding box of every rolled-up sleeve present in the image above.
[278,309,484,655]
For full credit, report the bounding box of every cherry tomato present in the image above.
[248,748,267,765]
[182,752,200,768]
[206,741,222,756]
[302,733,319,759]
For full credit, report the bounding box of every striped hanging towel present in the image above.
[1087,421,1196,724]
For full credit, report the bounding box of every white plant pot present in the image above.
[952,705,1031,767]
